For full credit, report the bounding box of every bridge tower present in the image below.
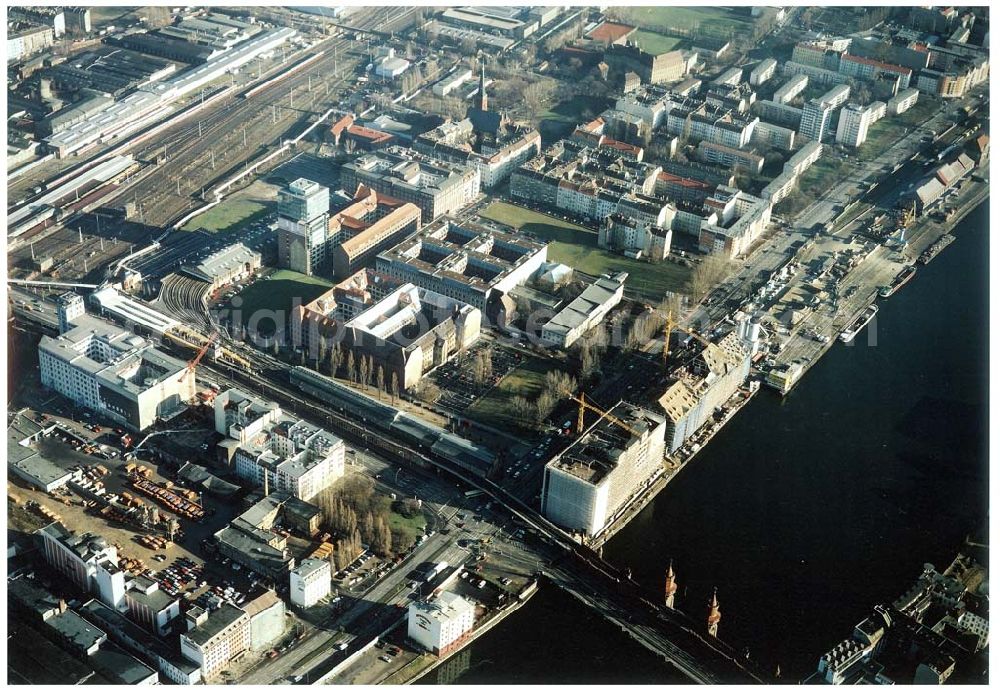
[707,587,722,637]
[664,561,678,608]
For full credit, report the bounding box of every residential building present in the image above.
[696,141,764,174]
[415,69,542,189]
[754,100,803,130]
[600,214,673,261]
[9,6,66,36]
[179,603,250,680]
[510,139,668,224]
[340,147,481,222]
[214,389,345,501]
[800,86,848,142]
[65,7,92,34]
[290,559,331,609]
[7,23,55,63]
[836,102,878,148]
[784,140,823,176]
[751,120,796,151]
[408,591,476,655]
[772,74,808,104]
[614,84,675,129]
[39,296,193,432]
[328,186,422,279]
[782,60,845,87]
[664,102,759,148]
[541,273,628,349]
[698,186,773,258]
[887,88,919,115]
[277,178,331,276]
[840,53,913,89]
[659,332,752,452]
[542,403,667,537]
[375,216,548,315]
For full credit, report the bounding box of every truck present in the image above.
[425,561,449,583]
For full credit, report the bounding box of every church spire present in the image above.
[664,560,678,609]
[479,62,487,112]
[707,587,722,638]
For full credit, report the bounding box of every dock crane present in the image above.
[662,309,714,365]
[571,391,643,437]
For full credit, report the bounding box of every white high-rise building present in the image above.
[836,102,877,148]
[290,559,331,609]
[408,592,476,655]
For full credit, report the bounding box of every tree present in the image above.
[328,343,342,377]
[509,395,533,425]
[414,381,441,404]
[390,372,399,403]
[375,364,385,400]
[315,337,327,371]
[689,254,736,300]
[346,350,356,384]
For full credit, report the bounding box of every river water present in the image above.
[424,202,988,684]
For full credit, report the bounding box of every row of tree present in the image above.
[315,475,407,569]
[508,369,578,428]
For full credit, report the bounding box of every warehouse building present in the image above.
[659,332,752,453]
[605,43,688,85]
[540,273,628,349]
[47,48,177,99]
[37,523,126,608]
[39,294,193,432]
[542,403,667,537]
[181,242,261,290]
[342,282,481,390]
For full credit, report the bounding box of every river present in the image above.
[424,202,988,683]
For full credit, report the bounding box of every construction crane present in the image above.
[662,309,714,365]
[571,392,643,436]
[182,331,218,381]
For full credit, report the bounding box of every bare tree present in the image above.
[375,364,385,400]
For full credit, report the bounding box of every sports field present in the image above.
[612,7,752,37]
[630,30,685,55]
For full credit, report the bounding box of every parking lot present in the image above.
[431,342,526,413]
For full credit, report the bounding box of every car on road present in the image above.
[379,655,392,663]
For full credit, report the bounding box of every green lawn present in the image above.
[630,30,685,55]
[611,7,752,37]
[387,509,426,547]
[232,269,332,336]
[465,357,554,432]
[858,99,941,162]
[537,93,613,142]
[480,202,689,300]
[181,198,271,233]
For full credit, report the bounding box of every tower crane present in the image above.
[662,309,714,365]
[570,391,643,437]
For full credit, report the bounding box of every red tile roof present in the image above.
[586,21,636,44]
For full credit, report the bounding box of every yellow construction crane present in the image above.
[571,392,643,436]
[662,310,714,365]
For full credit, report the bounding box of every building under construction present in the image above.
[541,402,666,538]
